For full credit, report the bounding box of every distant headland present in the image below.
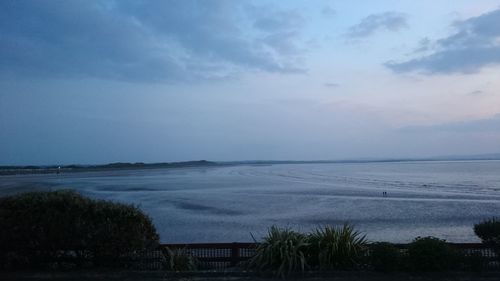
[0,160,220,176]
[2,152,500,176]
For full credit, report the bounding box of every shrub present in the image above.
[369,242,402,272]
[474,218,500,257]
[0,190,159,268]
[307,224,367,270]
[248,226,309,278]
[407,236,456,271]
[162,247,198,271]
[461,251,486,272]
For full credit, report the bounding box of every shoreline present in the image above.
[2,158,500,176]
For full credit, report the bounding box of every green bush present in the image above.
[162,247,198,271]
[474,218,500,257]
[0,190,159,268]
[369,242,402,272]
[248,226,309,278]
[307,224,367,270]
[407,236,456,271]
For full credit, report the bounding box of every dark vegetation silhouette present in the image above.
[0,190,497,275]
[474,218,500,258]
[0,190,159,269]
[407,237,457,271]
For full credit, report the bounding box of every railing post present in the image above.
[230,243,239,267]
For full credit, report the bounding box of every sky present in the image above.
[1,0,500,165]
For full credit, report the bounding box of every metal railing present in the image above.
[161,242,256,270]
[157,242,498,271]
[2,243,497,271]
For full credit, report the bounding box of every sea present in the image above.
[1,160,499,243]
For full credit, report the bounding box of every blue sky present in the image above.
[1,0,500,165]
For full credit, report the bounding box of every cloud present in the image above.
[0,0,307,82]
[246,5,307,61]
[399,114,500,133]
[321,6,336,18]
[250,8,304,32]
[413,38,432,53]
[346,12,408,38]
[468,90,484,96]
[386,8,500,74]
[324,82,340,88]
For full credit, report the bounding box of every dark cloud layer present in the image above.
[387,8,500,74]
[246,5,306,61]
[0,0,306,82]
[346,12,408,38]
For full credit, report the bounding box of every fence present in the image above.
[2,243,497,271]
[157,242,498,271]
[160,242,256,270]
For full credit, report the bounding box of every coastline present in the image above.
[0,160,222,176]
[2,156,500,176]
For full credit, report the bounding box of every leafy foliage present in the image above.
[474,218,500,257]
[407,236,456,271]
[307,224,367,270]
[162,247,198,271]
[368,242,402,272]
[248,226,309,278]
[0,190,159,268]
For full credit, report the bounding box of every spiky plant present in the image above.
[162,247,198,271]
[248,226,309,278]
[308,224,367,270]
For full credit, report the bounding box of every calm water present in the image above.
[1,161,500,243]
